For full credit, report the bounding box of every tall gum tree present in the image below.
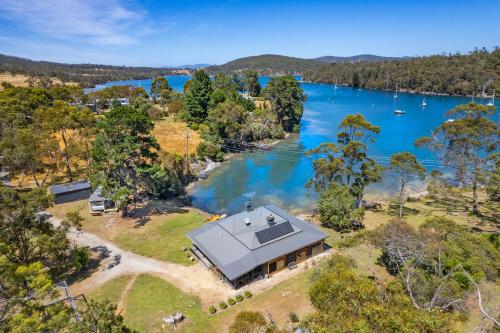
[415,102,498,215]
[389,152,426,218]
[308,114,383,202]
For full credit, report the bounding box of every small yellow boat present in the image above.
[206,215,221,222]
[206,214,227,222]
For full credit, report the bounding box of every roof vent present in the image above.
[245,200,253,212]
[266,214,275,226]
[244,217,251,226]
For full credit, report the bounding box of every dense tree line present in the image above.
[0,186,134,331]
[303,47,500,96]
[180,70,306,160]
[0,53,177,88]
[0,83,191,204]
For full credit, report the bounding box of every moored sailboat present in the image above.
[487,92,495,106]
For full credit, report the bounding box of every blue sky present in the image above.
[0,0,498,66]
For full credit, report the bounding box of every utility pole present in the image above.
[185,130,190,160]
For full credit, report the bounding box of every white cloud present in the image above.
[0,0,148,46]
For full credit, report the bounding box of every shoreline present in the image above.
[185,133,294,196]
[300,79,494,98]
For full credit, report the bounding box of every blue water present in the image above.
[85,75,191,93]
[88,75,488,214]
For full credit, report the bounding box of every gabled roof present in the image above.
[49,181,91,195]
[187,205,327,281]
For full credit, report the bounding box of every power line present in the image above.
[219,143,448,168]
[219,144,450,170]
[220,138,446,164]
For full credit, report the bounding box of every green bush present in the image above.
[289,312,299,323]
[219,301,227,310]
[197,141,224,161]
[244,291,252,298]
[235,294,244,302]
[227,298,236,306]
[208,305,217,314]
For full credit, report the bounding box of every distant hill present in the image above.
[0,54,175,88]
[303,48,499,96]
[312,54,406,63]
[207,54,324,74]
[170,64,211,69]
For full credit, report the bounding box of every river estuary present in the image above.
[91,76,484,214]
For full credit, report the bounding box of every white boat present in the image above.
[422,97,427,107]
[487,92,495,106]
[446,119,455,123]
[394,109,405,114]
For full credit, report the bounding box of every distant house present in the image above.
[187,204,327,288]
[49,181,92,204]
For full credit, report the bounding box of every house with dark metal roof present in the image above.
[49,181,92,204]
[187,204,327,288]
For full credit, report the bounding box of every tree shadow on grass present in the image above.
[386,203,420,217]
[423,196,468,215]
[124,200,190,227]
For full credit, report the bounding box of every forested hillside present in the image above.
[207,54,324,74]
[0,54,176,88]
[303,48,500,96]
[312,54,405,63]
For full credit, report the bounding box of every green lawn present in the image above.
[48,200,207,266]
[113,212,206,265]
[88,275,133,304]
[87,274,211,333]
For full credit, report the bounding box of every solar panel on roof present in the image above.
[255,221,294,244]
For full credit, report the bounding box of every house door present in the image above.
[268,257,286,277]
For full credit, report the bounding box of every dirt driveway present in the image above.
[51,216,231,307]
[51,215,333,309]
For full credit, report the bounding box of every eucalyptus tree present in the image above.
[389,152,426,218]
[34,101,96,182]
[308,114,383,202]
[150,76,173,106]
[303,255,453,332]
[486,157,500,201]
[415,102,498,214]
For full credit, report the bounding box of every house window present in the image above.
[312,241,323,256]
[268,256,286,276]
[296,248,307,263]
[269,261,277,274]
[276,257,285,271]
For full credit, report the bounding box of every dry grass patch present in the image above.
[152,119,201,156]
[0,73,30,88]
[0,72,76,90]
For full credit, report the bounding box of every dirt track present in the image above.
[50,216,231,307]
